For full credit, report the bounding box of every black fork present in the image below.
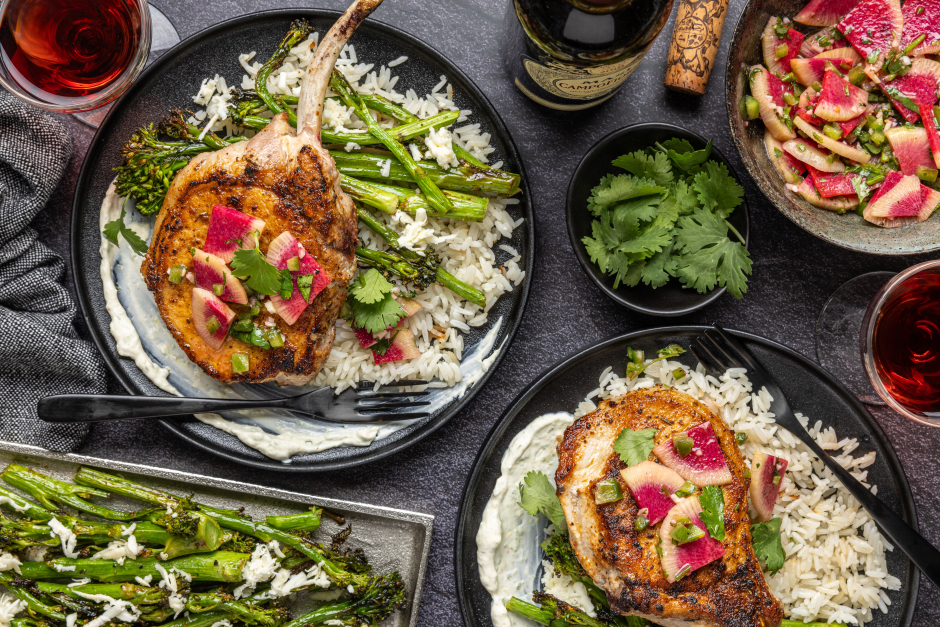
[37,381,432,424]
[691,326,940,590]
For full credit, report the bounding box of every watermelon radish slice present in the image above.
[191,287,236,351]
[653,422,733,487]
[807,165,859,196]
[791,57,854,86]
[372,325,420,364]
[920,104,940,168]
[191,248,248,305]
[793,116,871,163]
[796,0,862,26]
[864,171,936,226]
[836,0,903,70]
[801,27,842,56]
[798,86,820,109]
[900,0,940,57]
[796,106,824,126]
[885,126,935,175]
[353,298,423,349]
[203,206,265,263]
[266,232,332,325]
[766,132,807,184]
[658,496,726,583]
[815,70,869,121]
[749,66,797,141]
[838,105,873,136]
[761,18,805,74]
[881,58,940,121]
[795,177,860,210]
[620,461,687,525]
[750,452,789,522]
[783,137,845,172]
[814,46,863,65]
[354,327,378,349]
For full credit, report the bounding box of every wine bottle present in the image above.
[504,0,675,110]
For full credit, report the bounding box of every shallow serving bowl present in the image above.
[566,123,750,317]
[725,0,940,255]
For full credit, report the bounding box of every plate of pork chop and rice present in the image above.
[70,1,532,470]
[456,327,918,627]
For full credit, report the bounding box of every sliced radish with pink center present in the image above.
[191,248,248,304]
[900,0,940,57]
[659,496,726,583]
[372,326,420,364]
[863,171,933,226]
[354,328,378,349]
[783,138,845,172]
[266,232,332,325]
[814,46,862,64]
[801,27,842,56]
[791,57,854,87]
[653,422,732,487]
[886,126,935,175]
[793,116,871,163]
[807,165,859,197]
[796,0,862,26]
[815,70,868,121]
[750,452,789,522]
[749,66,797,142]
[353,298,423,349]
[761,18,805,74]
[795,176,860,211]
[203,205,265,263]
[619,461,686,525]
[192,287,236,351]
[881,58,940,124]
[836,0,903,70]
[765,132,807,184]
[920,105,940,169]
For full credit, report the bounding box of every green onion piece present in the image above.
[286,257,300,272]
[775,43,789,59]
[231,353,250,374]
[672,367,686,380]
[674,481,696,498]
[870,130,886,145]
[780,72,796,83]
[744,469,752,479]
[297,274,313,302]
[634,511,649,532]
[672,434,694,458]
[675,564,692,580]
[917,4,925,13]
[670,522,705,545]
[266,329,285,348]
[213,283,224,296]
[744,96,760,120]
[917,166,938,183]
[904,33,926,56]
[205,316,221,334]
[811,81,822,93]
[594,478,623,505]
[934,105,940,122]
[233,317,252,333]
[735,432,748,446]
[774,147,783,158]
[783,91,798,106]
[168,264,186,284]
[249,304,261,317]
[773,475,781,486]
[823,124,843,140]
[627,347,645,365]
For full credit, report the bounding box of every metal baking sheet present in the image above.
[0,441,432,627]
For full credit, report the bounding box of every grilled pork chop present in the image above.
[556,385,784,627]
[141,0,383,385]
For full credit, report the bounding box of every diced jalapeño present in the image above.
[231,353,250,374]
[168,264,186,284]
[675,481,696,498]
[594,478,623,505]
[205,316,221,334]
[673,434,694,458]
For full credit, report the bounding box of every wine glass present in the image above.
[0,0,152,113]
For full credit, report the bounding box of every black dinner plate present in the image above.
[71,9,533,472]
[455,326,918,627]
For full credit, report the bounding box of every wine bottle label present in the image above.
[520,47,650,102]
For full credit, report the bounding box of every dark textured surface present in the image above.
[29,0,940,624]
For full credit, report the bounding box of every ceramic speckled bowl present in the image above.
[725,0,940,255]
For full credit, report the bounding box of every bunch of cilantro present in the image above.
[582,139,752,298]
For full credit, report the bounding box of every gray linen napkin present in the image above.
[0,89,107,451]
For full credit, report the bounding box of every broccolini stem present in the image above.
[281,572,406,627]
[255,20,314,127]
[341,176,401,214]
[0,485,52,520]
[35,581,168,606]
[0,573,66,622]
[18,551,249,583]
[454,144,487,168]
[342,176,487,221]
[505,594,612,627]
[263,508,322,533]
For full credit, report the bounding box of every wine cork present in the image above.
[664,0,730,95]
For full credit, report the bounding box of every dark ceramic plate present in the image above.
[71,9,533,472]
[725,1,940,255]
[455,326,918,627]
[566,124,750,317]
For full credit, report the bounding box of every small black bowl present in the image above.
[566,122,750,317]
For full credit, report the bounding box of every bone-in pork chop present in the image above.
[555,385,784,627]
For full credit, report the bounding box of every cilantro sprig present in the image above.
[347,269,406,334]
[626,344,685,380]
[612,428,657,467]
[698,486,726,542]
[518,471,567,532]
[582,140,751,297]
[103,209,148,256]
[751,517,786,574]
[230,233,281,295]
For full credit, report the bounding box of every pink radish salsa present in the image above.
[741,0,940,227]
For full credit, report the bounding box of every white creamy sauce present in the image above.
[476,412,575,627]
[98,183,503,461]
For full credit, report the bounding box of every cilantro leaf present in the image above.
[640,241,676,288]
[350,268,393,304]
[611,253,645,289]
[588,174,666,214]
[518,471,567,531]
[347,269,406,333]
[103,209,148,256]
[698,486,726,541]
[609,196,662,241]
[657,139,713,172]
[231,246,282,295]
[673,208,752,298]
[612,428,657,466]
[612,150,674,186]
[671,179,700,215]
[751,518,786,574]
[692,161,744,219]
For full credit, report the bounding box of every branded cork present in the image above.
[664,0,730,95]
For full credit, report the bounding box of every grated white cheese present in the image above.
[135,575,153,587]
[68,578,92,587]
[155,564,188,618]
[423,126,458,168]
[91,535,141,566]
[73,592,141,626]
[0,593,26,627]
[52,564,76,573]
[120,524,137,537]
[379,159,392,178]
[65,614,77,627]
[233,543,281,599]
[268,561,331,597]
[48,518,79,558]
[0,552,21,574]
[210,621,233,627]
[0,496,29,513]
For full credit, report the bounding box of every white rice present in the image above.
[183,34,524,393]
[567,359,901,626]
